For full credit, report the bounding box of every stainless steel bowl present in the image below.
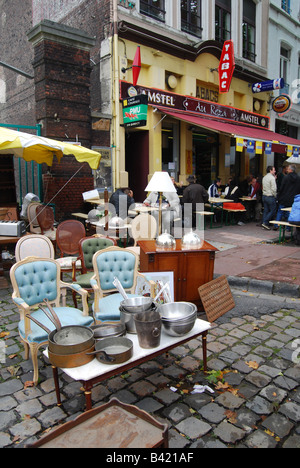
[120,296,154,312]
[120,302,157,334]
[161,315,197,337]
[157,302,197,321]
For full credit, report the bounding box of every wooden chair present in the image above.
[15,234,55,262]
[10,256,93,385]
[27,202,56,242]
[56,220,86,277]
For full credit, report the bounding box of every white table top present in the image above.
[44,319,210,382]
[209,198,233,204]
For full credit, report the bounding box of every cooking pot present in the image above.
[90,322,126,339]
[25,299,95,355]
[48,344,95,368]
[87,337,133,365]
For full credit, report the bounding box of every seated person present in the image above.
[208,178,222,199]
[143,190,181,234]
[109,187,135,219]
[223,179,246,226]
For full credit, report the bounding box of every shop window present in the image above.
[242,0,256,62]
[181,0,202,38]
[280,45,290,95]
[215,0,231,43]
[140,0,166,22]
[281,0,291,14]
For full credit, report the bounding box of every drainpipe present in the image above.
[112,0,120,189]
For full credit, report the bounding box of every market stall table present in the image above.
[0,235,22,288]
[45,318,211,411]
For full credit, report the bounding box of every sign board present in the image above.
[120,81,270,129]
[272,95,292,115]
[252,78,285,94]
[218,40,235,94]
[122,94,148,128]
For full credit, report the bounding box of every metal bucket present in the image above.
[120,302,156,334]
[134,310,161,349]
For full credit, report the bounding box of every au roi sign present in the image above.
[122,94,148,128]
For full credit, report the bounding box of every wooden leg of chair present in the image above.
[30,343,40,386]
[21,338,30,360]
[72,290,78,308]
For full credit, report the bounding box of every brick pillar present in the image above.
[27,20,96,219]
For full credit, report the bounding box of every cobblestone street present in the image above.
[1,278,300,448]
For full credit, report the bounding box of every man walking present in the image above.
[262,166,277,230]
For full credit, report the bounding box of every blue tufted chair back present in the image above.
[13,259,58,306]
[94,248,137,292]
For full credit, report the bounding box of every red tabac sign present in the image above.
[218,40,235,94]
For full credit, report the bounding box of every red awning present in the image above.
[159,108,300,148]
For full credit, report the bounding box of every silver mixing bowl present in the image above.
[157,302,197,321]
[120,296,154,312]
[161,315,197,337]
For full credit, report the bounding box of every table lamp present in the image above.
[145,172,177,235]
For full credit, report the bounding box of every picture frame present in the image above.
[136,271,174,303]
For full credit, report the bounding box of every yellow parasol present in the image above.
[0,126,101,170]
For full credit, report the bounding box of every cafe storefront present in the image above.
[120,80,276,198]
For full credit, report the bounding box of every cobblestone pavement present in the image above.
[1,276,300,449]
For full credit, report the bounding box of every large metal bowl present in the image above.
[157,302,197,321]
[161,315,197,337]
[120,297,154,312]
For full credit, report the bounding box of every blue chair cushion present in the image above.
[19,307,94,344]
[93,293,138,321]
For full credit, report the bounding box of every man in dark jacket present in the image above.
[182,175,209,228]
[274,165,300,229]
[109,187,135,219]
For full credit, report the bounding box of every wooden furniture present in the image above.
[0,235,22,288]
[28,398,168,448]
[139,240,217,310]
[46,318,210,411]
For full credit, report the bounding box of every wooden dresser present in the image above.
[139,239,218,309]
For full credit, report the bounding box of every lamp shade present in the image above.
[145,172,177,193]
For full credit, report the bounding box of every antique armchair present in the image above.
[91,246,154,323]
[10,257,93,385]
[15,234,55,262]
[72,235,116,307]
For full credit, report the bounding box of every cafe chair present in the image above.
[56,220,86,278]
[10,256,93,385]
[72,235,116,307]
[15,234,55,262]
[91,246,154,322]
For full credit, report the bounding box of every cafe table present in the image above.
[207,198,234,228]
[45,318,211,411]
